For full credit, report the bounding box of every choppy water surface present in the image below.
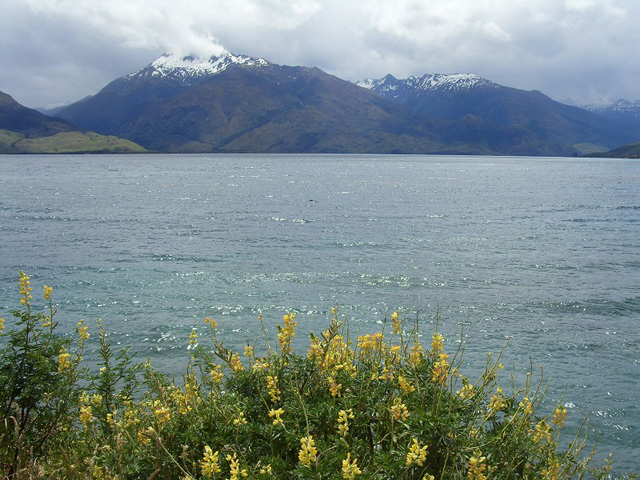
[1,154,638,472]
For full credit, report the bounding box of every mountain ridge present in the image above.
[356,73,498,95]
[49,52,640,155]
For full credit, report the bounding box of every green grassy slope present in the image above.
[0,129,25,153]
[12,130,147,153]
[0,128,146,154]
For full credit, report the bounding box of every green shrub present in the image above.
[0,273,635,479]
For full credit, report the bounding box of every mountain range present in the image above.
[356,74,639,155]
[4,52,640,156]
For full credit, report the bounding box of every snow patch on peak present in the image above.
[355,76,402,95]
[128,52,270,83]
[355,78,377,90]
[581,98,640,122]
[411,73,493,91]
[357,73,495,93]
[583,98,640,113]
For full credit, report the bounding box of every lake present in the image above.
[1,153,638,472]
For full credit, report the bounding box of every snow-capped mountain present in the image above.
[356,73,497,97]
[53,52,640,156]
[581,100,640,140]
[582,99,640,130]
[127,52,270,85]
[354,71,640,154]
[355,71,515,124]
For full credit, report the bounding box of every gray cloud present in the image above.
[1,0,639,109]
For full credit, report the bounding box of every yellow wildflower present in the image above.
[468,450,487,480]
[210,365,224,384]
[77,319,89,345]
[357,332,384,361]
[153,400,171,425]
[106,411,117,428]
[44,285,53,300]
[244,345,254,357]
[189,328,198,346]
[380,366,394,382]
[91,394,103,408]
[387,345,402,366]
[307,337,324,366]
[233,411,248,426]
[19,271,33,305]
[137,426,154,445]
[328,375,342,397]
[431,332,444,356]
[266,375,281,403]
[259,464,273,475]
[342,453,362,479]
[201,446,221,478]
[408,340,423,368]
[532,420,552,444]
[80,404,93,428]
[205,317,217,331]
[398,375,415,394]
[121,402,141,429]
[320,332,354,375]
[269,407,285,426]
[253,358,270,373]
[226,452,248,479]
[58,347,71,373]
[299,435,317,468]
[406,438,428,467]
[432,352,450,384]
[390,397,409,422]
[0,318,4,331]
[488,387,506,413]
[552,405,567,427]
[184,373,201,404]
[229,352,244,372]
[277,312,297,355]
[337,409,354,436]
[457,381,474,400]
[519,397,533,416]
[391,310,400,334]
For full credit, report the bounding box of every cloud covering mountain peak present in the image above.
[127,52,270,83]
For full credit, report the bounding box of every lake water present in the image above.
[1,154,638,472]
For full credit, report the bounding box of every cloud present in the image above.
[1,0,639,108]
[22,0,322,57]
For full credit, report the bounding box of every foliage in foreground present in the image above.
[0,272,634,479]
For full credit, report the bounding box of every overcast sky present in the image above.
[2,0,639,109]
